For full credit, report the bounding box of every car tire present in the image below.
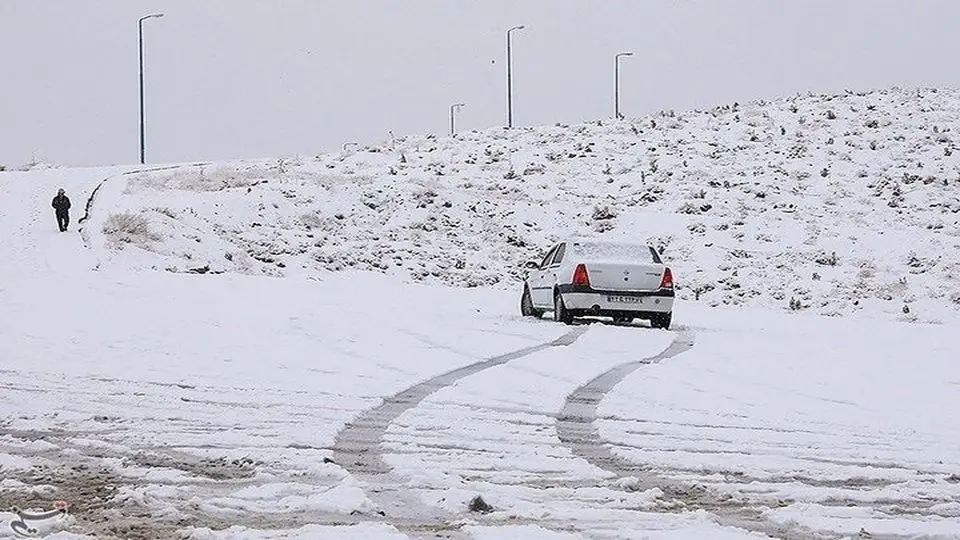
[554,291,574,325]
[650,312,672,330]
[521,286,542,318]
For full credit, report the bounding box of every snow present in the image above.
[1,87,959,538]
[82,87,960,323]
[0,453,32,471]
[568,240,661,265]
[598,304,960,537]
[186,523,409,539]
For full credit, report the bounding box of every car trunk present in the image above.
[585,262,663,291]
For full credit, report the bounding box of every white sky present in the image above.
[1,0,957,167]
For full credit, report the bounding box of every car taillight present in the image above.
[572,264,591,287]
[659,267,674,289]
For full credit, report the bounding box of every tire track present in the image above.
[332,326,587,530]
[557,330,695,478]
[556,330,837,540]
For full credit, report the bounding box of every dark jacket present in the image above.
[52,194,71,213]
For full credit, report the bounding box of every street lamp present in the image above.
[615,52,633,120]
[506,25,525,128]
[449,103,465,136]
[139,13,164,164]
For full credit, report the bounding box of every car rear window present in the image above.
[551,243,566,265]
[572,242,661,263]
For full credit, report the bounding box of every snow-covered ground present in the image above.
[1,87,960,539]
[86,87,960,323]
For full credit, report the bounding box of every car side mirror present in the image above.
[525,260,540,269]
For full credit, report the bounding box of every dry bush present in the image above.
[299,212,324,229]
[128,164,269,192]
[594,220,616,233]
[592,204,618,220]
[103,212,160,244]
[152,207,177,219]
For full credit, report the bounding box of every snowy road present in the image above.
[1,168,959,539]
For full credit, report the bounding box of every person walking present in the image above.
[52,188,71,232]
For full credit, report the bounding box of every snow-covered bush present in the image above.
[299,212,323,229]
[103,212,160,245]
[814,251,839,266]
[127,164,268,192]
[592,205,617,220]
[594,220,616,233]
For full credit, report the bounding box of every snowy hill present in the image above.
[85,87,960,322]
[3,91,960,539]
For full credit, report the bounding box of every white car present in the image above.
[520,239,675,328]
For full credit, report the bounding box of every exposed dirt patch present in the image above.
[0,462,185,539]
[129,451,260,481]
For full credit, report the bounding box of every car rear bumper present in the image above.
[557,285,674,316]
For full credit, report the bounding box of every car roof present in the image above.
[565,237,650,248]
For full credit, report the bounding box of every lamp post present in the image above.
[449,103,465,136]
[506,25,525,128]
[139,13,164,164]
[615,51,633,120]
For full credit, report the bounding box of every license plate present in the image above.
[607,295,641,304]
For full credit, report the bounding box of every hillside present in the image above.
[85,87,960,322]
[3,90,960,540]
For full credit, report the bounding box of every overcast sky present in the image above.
[1,1,957,167]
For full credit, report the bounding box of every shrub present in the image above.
[592,205,617,220]
[594,220,616,233]
[468,495,493,514]
[814,251,838,266]
[678,202,703,215]
[152,207,177,219]
[299,212,323,229]
[103,212,159,244]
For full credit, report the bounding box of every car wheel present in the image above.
[553,291,573,325]
[521,286,542,318]
[650,312,672,330]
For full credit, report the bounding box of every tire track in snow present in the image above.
[556,330,837,540]
[556,330,695,480]
[332,326,587,530]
